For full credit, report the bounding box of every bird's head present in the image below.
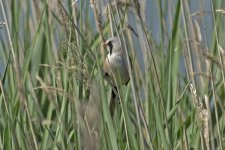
[102,37,121,55]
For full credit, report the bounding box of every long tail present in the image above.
[109,86,117,116]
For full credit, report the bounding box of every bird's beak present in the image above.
[101,42,107,48]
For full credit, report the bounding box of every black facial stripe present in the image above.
[107,41,113,55]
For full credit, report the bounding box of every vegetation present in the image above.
[0,0,225,149]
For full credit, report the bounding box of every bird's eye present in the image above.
[107,41,113,54]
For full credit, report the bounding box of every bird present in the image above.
[102,37,130,116]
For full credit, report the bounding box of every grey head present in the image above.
[105,37,121,55]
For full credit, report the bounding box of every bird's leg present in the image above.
[103,73,119,116]
[110,86,118,116]
[111,86,118,100]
